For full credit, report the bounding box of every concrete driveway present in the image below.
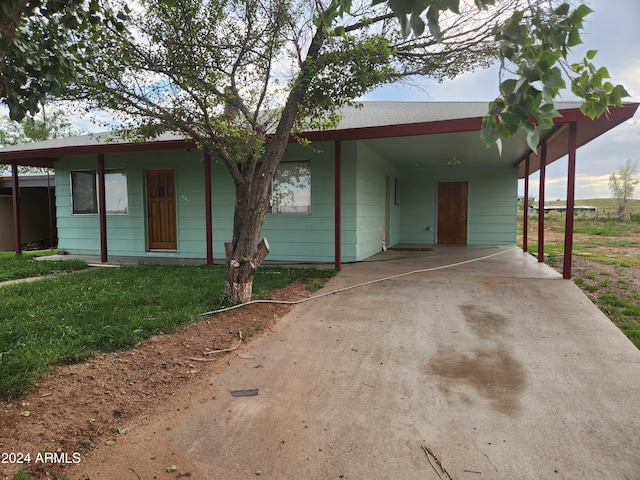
[73,246,640,479]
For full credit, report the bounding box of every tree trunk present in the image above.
[220,25,328,304]
[223,178,272,304]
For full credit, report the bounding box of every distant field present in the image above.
[531,198,640,219]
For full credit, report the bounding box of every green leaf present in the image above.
[398,14,411,38]
[332,26,346,36]
[480,115,500,147]
[613,84,631,100]
[426,6,443,42]
[586,49,598,60]
[523,121,540,151]
[501,78,517,96]
[443,0,460,14]
[572,4,594,22]
[409,13,425,37]
[388,0,417,16]
[554,3,570,16]
[567,27,581,47]
[543,67,565,90]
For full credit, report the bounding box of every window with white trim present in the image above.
[71,169,128,215]
[269,160,311,214]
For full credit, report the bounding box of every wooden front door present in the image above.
[437,181,468,244]
[146,169,177,250]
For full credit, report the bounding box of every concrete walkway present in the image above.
[73,246,640,480]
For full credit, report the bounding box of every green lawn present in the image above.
[0,251,88,282]
[0,262,334,399]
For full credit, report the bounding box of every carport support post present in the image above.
[334,140,342,271]
[98,153,108,263]
[204,152,214,265]
[11,161,22,255]
[47,171,55,250]
[537,142,547,263]
[563,122,578,279]
[523,156,530,253]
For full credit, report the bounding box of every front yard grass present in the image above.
[0,251,88,282]
[0,263,335,399]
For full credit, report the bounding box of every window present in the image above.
[270,160,311,214]
[105,170,128,214]
[71,169,128,215]
[71,171,98,214]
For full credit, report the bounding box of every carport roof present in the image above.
[0,101,637,178]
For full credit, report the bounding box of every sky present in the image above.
[363,0,640,200]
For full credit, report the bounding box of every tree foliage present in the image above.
[0,0,129,121]
[0,106,84,173]
[0,106,82,144]
[609,159,639,221]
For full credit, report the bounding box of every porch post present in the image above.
[563,122,578,279]
[11,161,22,255]
[334,140,342,271]
[523,156,530,253]
[97,153,108,263]
[47,170,55,249]
[204,152,214,265]
[538,142,547,263]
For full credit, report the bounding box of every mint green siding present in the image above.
[467,171,518,244]
[56,150,210,258]
[54,139,517,263]
[397,165,518,245]
[262,142,337,262]
[353,141,400,260]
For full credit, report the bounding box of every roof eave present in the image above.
[0,138,197,164]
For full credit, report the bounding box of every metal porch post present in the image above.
[204,153,214,265]
[334,140,342,271]
[523,156,530,253]
[11,161,22,255]
[47,171,55,249]
[98,153,108,263]
[563,122,578,279]
[538,142,547,263]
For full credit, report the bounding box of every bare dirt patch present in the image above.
[0,281,317,480]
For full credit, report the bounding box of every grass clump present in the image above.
[12,470,31,480]
[0,264,335,399]
[0,251,87,282]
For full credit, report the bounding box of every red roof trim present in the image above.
[1,103,637,164]
[295,116,484,142]
[0,139,197,163]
